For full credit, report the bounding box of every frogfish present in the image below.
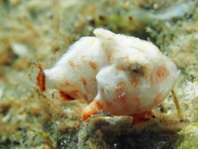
[36,28,179,122]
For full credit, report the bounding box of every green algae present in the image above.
[177,124,198,149]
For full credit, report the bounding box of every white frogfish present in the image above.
[37,28,179,121]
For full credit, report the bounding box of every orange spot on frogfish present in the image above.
[89,61,98,71]
[80,78,87,86]
[156,66,168,82]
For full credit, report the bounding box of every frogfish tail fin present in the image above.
[35,64,46,92]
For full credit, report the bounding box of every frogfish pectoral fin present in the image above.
[82,99,103,121]
[131,110,153,126]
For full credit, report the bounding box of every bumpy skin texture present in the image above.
[39,28,179,120]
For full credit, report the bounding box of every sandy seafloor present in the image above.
[1,0,198,148]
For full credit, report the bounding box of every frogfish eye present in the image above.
[132,68,139,73]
